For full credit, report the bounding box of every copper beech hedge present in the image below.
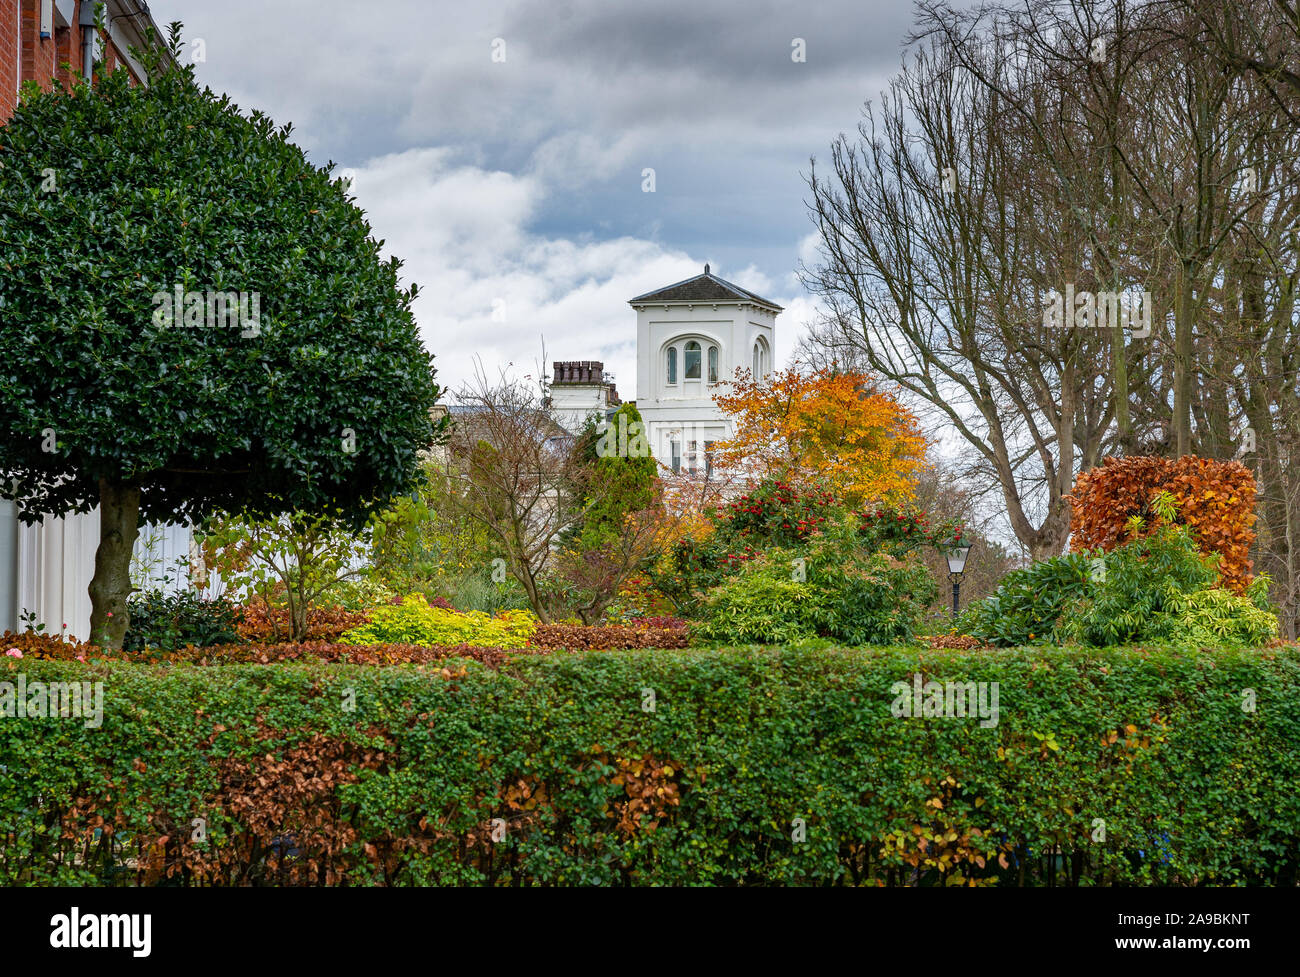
[233,605,371,642]
[1069,455,1257,592]
[2,621,691,665]
[924,634,989,650]
[529,624,689,650]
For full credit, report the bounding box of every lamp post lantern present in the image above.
[939,538,973,618]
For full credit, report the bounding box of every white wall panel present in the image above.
[15,510,198,642]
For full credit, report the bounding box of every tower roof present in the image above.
[628,264,783,312]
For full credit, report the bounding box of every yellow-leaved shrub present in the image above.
[340,596,537,648]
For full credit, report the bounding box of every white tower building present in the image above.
[630,265,781,476]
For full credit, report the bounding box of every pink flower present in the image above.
[106,611,113,618]
[76,655,86,662]
[5,649,22,658]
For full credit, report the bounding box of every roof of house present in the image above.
[628,264,783,311]
[444,404,574,454]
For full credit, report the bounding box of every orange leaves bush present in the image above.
[924,634,989,650]
[28,638,525,669]
[528,624,690,650]
[233,604,370,642]
[0,630,97,660]
[1069,455,1257,592]
[18,625,690,667]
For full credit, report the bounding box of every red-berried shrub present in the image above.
[718,478,837,548]
[1068,455,1257,592]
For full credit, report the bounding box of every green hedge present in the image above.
[2,646,1298,885]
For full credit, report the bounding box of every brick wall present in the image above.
[1,1,148,125]
[0,1,17,120]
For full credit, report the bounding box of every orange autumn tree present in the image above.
[711,365,927,505]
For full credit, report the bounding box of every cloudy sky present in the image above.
[151,0,936,400]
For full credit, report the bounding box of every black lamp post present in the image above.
[940,538,973,618]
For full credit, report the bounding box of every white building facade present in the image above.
[630,265,780,476]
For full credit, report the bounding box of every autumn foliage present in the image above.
[6,623,690,665]
[233,604,370,643]
[711,366,926,505]
[1069,456,1257,592]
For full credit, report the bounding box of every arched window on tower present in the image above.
[684,341,701,379]
[752,342,760,376]
[666,346,677,385]
[707,345,719,382]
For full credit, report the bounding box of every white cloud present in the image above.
[348,149,707,400]
[149,0,936,406]
[346,148,821,401]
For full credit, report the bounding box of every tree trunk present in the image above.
[289,588,309,642]
[1113,312,1132,453]
[1174,265,1195,457]
[88,478,141,649]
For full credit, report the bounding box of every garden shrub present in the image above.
[1057,524,1220,646]
[961,553,1099,647]
[442,568,532,615]
[529,624,690,650]
[691,554,828,644]
[652,477,961,626]
[4,645,1298,886]
[339,595,537,648]
[330,575,401,612]
[649,478,845,615]
[122,591,241,652]
[234,603,370,643]
[857,504,962,557]
[825,550,938,645]
[718,478,838,548]
[693,531,937,645]
[600,572,678,625]
[1161,583,1279,647]
[21,636,524,668]
[965,523,1280,648]
[1069,455,1257,592]
[0,630,98,660]
[201,509,372,643]
[647,528,726,615]
[365,463,532,616]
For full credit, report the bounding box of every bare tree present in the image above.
[806,0,1300,582]
[802,34,1123,558]
[1168,0,1300,123]
[444,366,593,622]
[555,507,665,625]
[914,0,1284,458]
